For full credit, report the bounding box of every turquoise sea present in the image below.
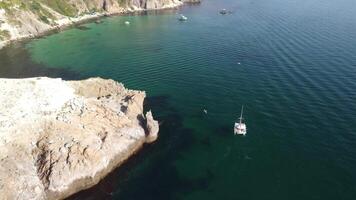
[0,0,356,199]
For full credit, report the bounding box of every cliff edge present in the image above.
[0,77,159,200]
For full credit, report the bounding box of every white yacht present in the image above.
[178,14,188,21]
[234,105,247,135]
[220,9,228,15]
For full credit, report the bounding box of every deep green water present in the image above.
[1,0,356,199]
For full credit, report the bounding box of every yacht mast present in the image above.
[239,105,244,124]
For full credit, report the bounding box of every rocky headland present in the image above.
[0,77,159,200]
[0,0,200,49]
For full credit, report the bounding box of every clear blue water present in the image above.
[1,0,356,199]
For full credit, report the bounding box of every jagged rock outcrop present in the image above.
[0,77,159,200]
[0,0,187,48]
[145,111,159,143]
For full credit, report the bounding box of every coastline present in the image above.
[0,12,105,49]
[0,1,200,199]
[0,2,185,50]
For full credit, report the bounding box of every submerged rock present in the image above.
[0,77,159,200]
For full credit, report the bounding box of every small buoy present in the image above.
[124,21,130,25]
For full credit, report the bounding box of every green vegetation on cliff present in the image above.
[0,0,22,11]
[0,1,57,24]
[0,29,10,40]
[0,0,77,17]
[28,1,57,23]
[39,0,78,17]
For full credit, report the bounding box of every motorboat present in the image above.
[220,9,228,15]
[178,14,188,21]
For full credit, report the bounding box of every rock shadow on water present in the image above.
[144,95,172,115]
[67,95,214,200]
[75,25,91,31]
[200,136,212,147]
[0,42,84,80]
[214,124,233,137]
[123,9,179,17]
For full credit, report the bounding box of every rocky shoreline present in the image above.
[0,12,108,49]
[0,77,159,200]
[0,0,200,50]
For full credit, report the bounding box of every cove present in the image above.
[1,0,356,199]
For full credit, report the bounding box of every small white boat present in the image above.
[220,9,228,15]
[124,21,130,25]
[234,105,247,135]
[178,14,188,21]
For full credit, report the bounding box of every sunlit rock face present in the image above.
[0,77,159,200]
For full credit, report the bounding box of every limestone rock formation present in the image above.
[0,77,159,200]
[145,111,159,143]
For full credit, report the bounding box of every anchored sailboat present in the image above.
[234,105,247,135]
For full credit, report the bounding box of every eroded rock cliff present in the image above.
[0,77,159,200]
[0,0,185,47]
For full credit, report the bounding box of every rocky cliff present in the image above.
[0,77,159,200]
[0,0,189,48]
